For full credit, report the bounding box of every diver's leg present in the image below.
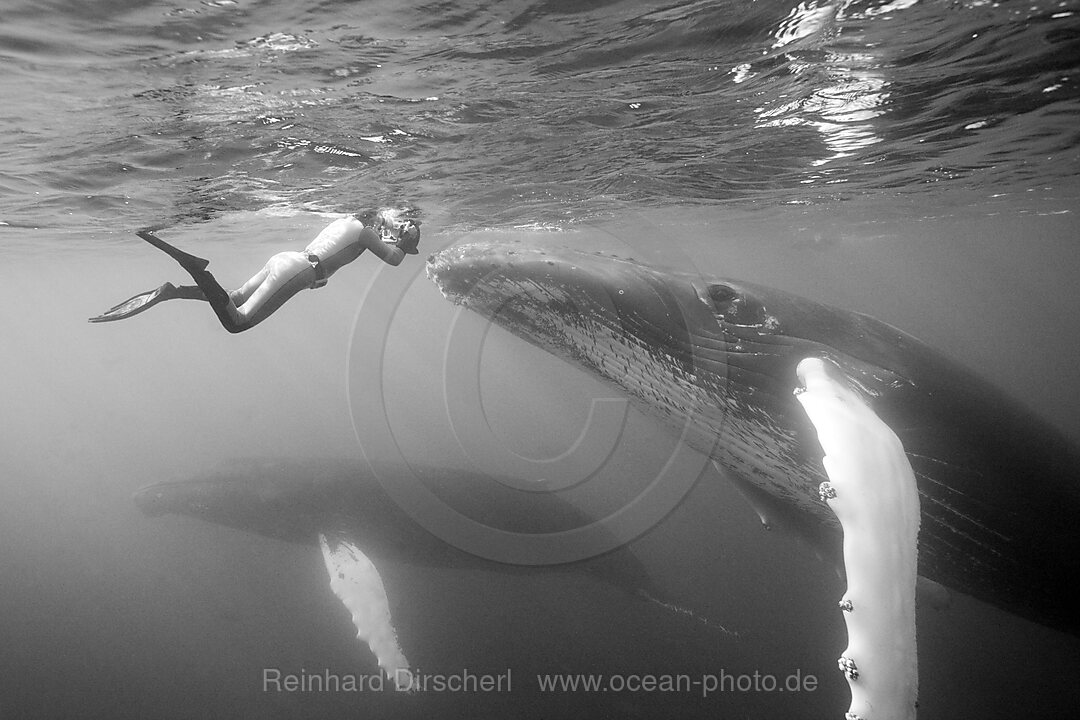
[233,253,315,330]
[172,285,206,300]
[135,230,244,332]
[230,265,271,307]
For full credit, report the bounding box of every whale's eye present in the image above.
[707,284,738,304]
[706,283,769,327]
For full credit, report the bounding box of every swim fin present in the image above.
[89,282,181,323]
[136,230,210,273]
[133,229,238,331]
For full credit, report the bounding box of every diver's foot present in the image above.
[88,282,179,323]
[136,230,210,272]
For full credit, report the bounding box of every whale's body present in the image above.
[133,458,692,683]
[427,240,1080,636]
[133,458,669,599]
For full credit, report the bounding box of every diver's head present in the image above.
[354,208,381,226]
[355,208,420,253]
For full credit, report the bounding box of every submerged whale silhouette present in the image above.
[426,240,1080,637]
[133,458,720,684]
[133,458,658,576]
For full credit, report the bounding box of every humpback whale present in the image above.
[133,458,710,687]
[426,239,1080,638]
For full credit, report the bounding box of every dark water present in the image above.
[2,0,1079,718]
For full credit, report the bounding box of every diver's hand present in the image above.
[388,220,420,254]
[392,220,419,243]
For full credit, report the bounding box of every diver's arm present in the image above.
[323,212,418,267]
[361,215,420,266]
[363,231,406,266]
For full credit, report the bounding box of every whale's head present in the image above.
[133,483,172,517]
[131,460,581,563]
[426,240,923,422]
[131,460,395,544]
[135,467,311,542]
[426,241,854,446]
[425,239,924,525]
[134,478,222,518]
[426,240,735,408]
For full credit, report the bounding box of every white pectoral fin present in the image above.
[319,533,412,690]
[795,357,920,720]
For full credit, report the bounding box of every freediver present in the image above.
[88,210,420,333]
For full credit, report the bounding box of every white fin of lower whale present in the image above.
[795,357,919,720]
[319,533,412,691]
